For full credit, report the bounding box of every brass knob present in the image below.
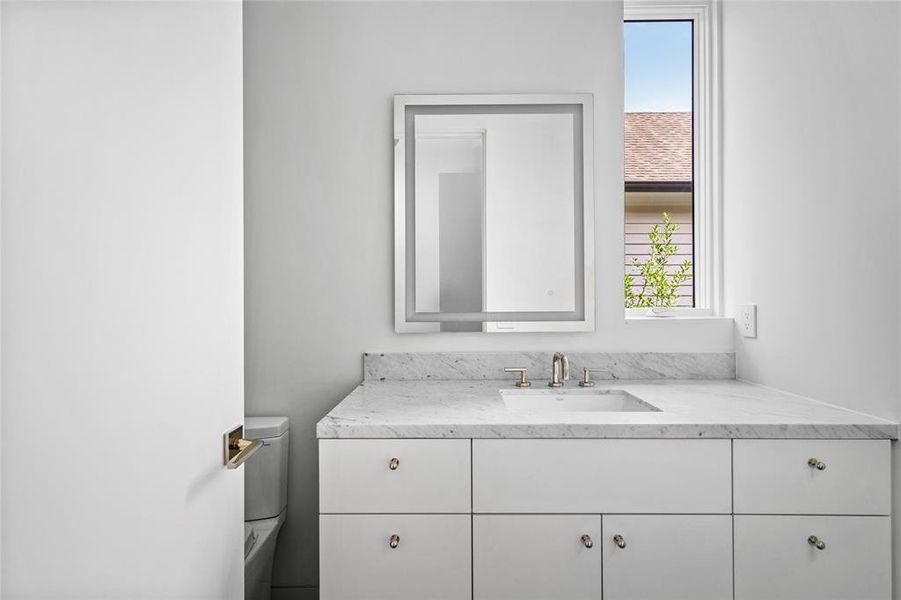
[808,535,826,550]
[389,534,400,549]
[808,458,826,471]
[388,457,400,471]
[580,534,593,549]
[613,534,626,549]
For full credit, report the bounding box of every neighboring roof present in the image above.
[625,112,692,184]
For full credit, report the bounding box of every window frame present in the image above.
[624,0,722,317]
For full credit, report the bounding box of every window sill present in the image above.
[625,314,732,322]
[625,308,732,322]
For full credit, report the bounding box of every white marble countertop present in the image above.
[316,379,898,439]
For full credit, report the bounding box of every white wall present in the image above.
[244,1,732,594]
[2,2,245,597]
[723,0,901,420]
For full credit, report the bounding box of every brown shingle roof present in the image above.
[625,112,691,183]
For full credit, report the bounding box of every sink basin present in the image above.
[501,388,660,413]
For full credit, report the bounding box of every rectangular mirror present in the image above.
[394,94,594,333]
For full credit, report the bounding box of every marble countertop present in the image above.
[316,379,898,439]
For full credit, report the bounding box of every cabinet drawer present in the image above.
[320,514,471,600]
[734,515,891,600]
[472,439,731,513]
[319,439,470,513]
[733,440,890,515]
[603,515,732,600]
[473,515,601,600]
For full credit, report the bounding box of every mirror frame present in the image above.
[394,94,595,333]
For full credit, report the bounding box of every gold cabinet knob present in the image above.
[389,534,400,549]
[808,458,826,471]
[613,534,626,549]
[808,535,825,550]
[580,534,593,549]
[388,457,400,471]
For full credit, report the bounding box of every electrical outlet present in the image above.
[740,304,757,338]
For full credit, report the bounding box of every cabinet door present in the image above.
[473,515,601,600]
[734,515,891,600]
[320,514,471,600]
[602,515,732,600]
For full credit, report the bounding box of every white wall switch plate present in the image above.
[740,304,757,338]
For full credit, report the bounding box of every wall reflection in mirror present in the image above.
[395,95,594,333]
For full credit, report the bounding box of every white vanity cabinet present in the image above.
[319,439,471,513]
[733,439,890,515]
[602,515,733,600]
[320,514,472,600]
[473,515,602,600]
[734,515,890,600]
[472,439,732,513]
[470,439,733,600]
[319,439,473,600]
[319,438,892,600]
[732,440,892,600]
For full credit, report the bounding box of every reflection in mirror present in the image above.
[395,96,594,333]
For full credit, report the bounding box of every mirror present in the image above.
[394,94,594,333]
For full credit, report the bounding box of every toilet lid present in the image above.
[244,416,289,439]
[244,524,257,559]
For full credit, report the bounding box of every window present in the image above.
[624,1,720,315]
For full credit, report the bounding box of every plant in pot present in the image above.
[624,212,692,315]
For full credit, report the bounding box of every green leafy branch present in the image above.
[624,212,692,309]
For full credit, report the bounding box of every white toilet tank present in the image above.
[244,416,289,521]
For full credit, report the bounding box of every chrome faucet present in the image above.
[549,352,570,388]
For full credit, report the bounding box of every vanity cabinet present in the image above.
[319,439,471,513]
[319,438,892,600]
[473,515,602,600]
[732,440,892,600]
[734,516,891,600]
[472,439,731,513]
[732,439,890,515]
[602,515,733,600]
[320,514,472,600]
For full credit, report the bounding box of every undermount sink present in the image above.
[501,387,660,413]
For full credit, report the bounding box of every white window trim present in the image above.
[624,0,723,318]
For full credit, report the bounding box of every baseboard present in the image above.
[271,586,319,600]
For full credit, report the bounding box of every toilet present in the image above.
[244,416,289,600]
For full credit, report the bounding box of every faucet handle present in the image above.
[579,367,611,387]
[504,367,531,388]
